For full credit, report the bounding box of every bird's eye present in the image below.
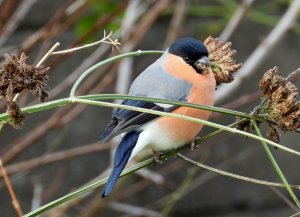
[184,57,190,62]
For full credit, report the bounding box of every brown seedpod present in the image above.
[267,125,280,144]
[204,36,242,85]
[259,67,300,132]
[0,52,50,127]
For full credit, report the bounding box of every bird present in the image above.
[100,37,216,197]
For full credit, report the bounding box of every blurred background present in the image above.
[0,0,300,216]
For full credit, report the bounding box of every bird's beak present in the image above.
[194,56,211,74]
[194,56,211,70]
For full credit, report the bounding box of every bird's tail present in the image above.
[102,131,140,198]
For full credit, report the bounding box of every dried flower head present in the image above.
[6,100,26,128]
[267,125,280,144]
[204,36,242,85]
[0,52,50,127]
[259,67,300,132]
[236,118,252,133]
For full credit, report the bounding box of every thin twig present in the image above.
[115,0,144,98]
[154,147,256,206]
[48,40,113,100]
[36,42,60,67]
[65,0,86,15]
[1,142,111,176]
[0,0,18,33]
[270,187,299,212]
[163,0,187,48]
[0,158,23,217]
[219,0,255,41]
[177,153,300,190]
[12,42,60,102]
[0,0,38,47]
[161,153,207,217]
[20,0,84,53]
[52,31,120,55]
[125,0,171,51]
[48,1,127,68]
[287,67,300,81]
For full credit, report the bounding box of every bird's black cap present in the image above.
[169,37,208,60]
[168,37,209,73]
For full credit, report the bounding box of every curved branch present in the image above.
[177,153,300,190]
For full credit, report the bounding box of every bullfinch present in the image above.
[100,37,216,197]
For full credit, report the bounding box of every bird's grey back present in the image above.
[128,51,191,101]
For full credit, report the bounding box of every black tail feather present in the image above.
[101,131,140,197]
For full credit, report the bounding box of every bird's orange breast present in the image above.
[156,54,216,143]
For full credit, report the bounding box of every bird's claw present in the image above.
[190,140,199,150]
[152,150,162,164]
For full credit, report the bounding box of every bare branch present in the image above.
[36,42,60,67]
[219,0,255,41]
[163,0,187,48]
[1,142,111,176]
[270,187,300,212]
[216,0,300,103]
[52,31,120,55]
[0,0,38,47]
[0,159,23,217]
[287,67,300,81]
[177,153,300,190]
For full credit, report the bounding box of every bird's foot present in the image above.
[190,140,199,150]
[152,150,162,164]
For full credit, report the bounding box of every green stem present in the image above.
[1,95,298,157]
[81,94,258,120]
[23,121,241,217]
[70,50,164,97]
[0,94,261,122]
[23,158,152,217]
[73,98,300,157]
[0,98,70,122]
[252,120,300,209]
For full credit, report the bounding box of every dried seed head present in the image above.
[236,118,252,133]
[204,36,242,85]
[0,52,50,127]
[259,67,300,132]
[7,100,26,128]
[267,125,280,143]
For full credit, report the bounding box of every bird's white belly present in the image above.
[130,121,185,160]
[142,121,185,149]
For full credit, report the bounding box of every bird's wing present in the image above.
[100,54,192,142]
[99,99,176,142]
